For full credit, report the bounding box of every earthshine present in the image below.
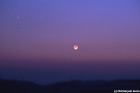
[73,45,78,50]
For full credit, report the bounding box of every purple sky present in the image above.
[0,0,140,84]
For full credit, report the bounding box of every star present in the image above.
[17,16,20,19]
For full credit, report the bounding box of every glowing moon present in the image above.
[73,45,78,50]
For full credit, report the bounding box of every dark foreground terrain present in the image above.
[0,79,140,93]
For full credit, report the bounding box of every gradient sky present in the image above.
[0,0,140,84]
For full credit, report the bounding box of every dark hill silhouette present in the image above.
[0,79,140,93]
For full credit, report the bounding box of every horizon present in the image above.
[1,60,140,85]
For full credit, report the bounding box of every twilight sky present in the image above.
[0,0,140,84]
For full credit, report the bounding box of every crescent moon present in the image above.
[73,45,78,50]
